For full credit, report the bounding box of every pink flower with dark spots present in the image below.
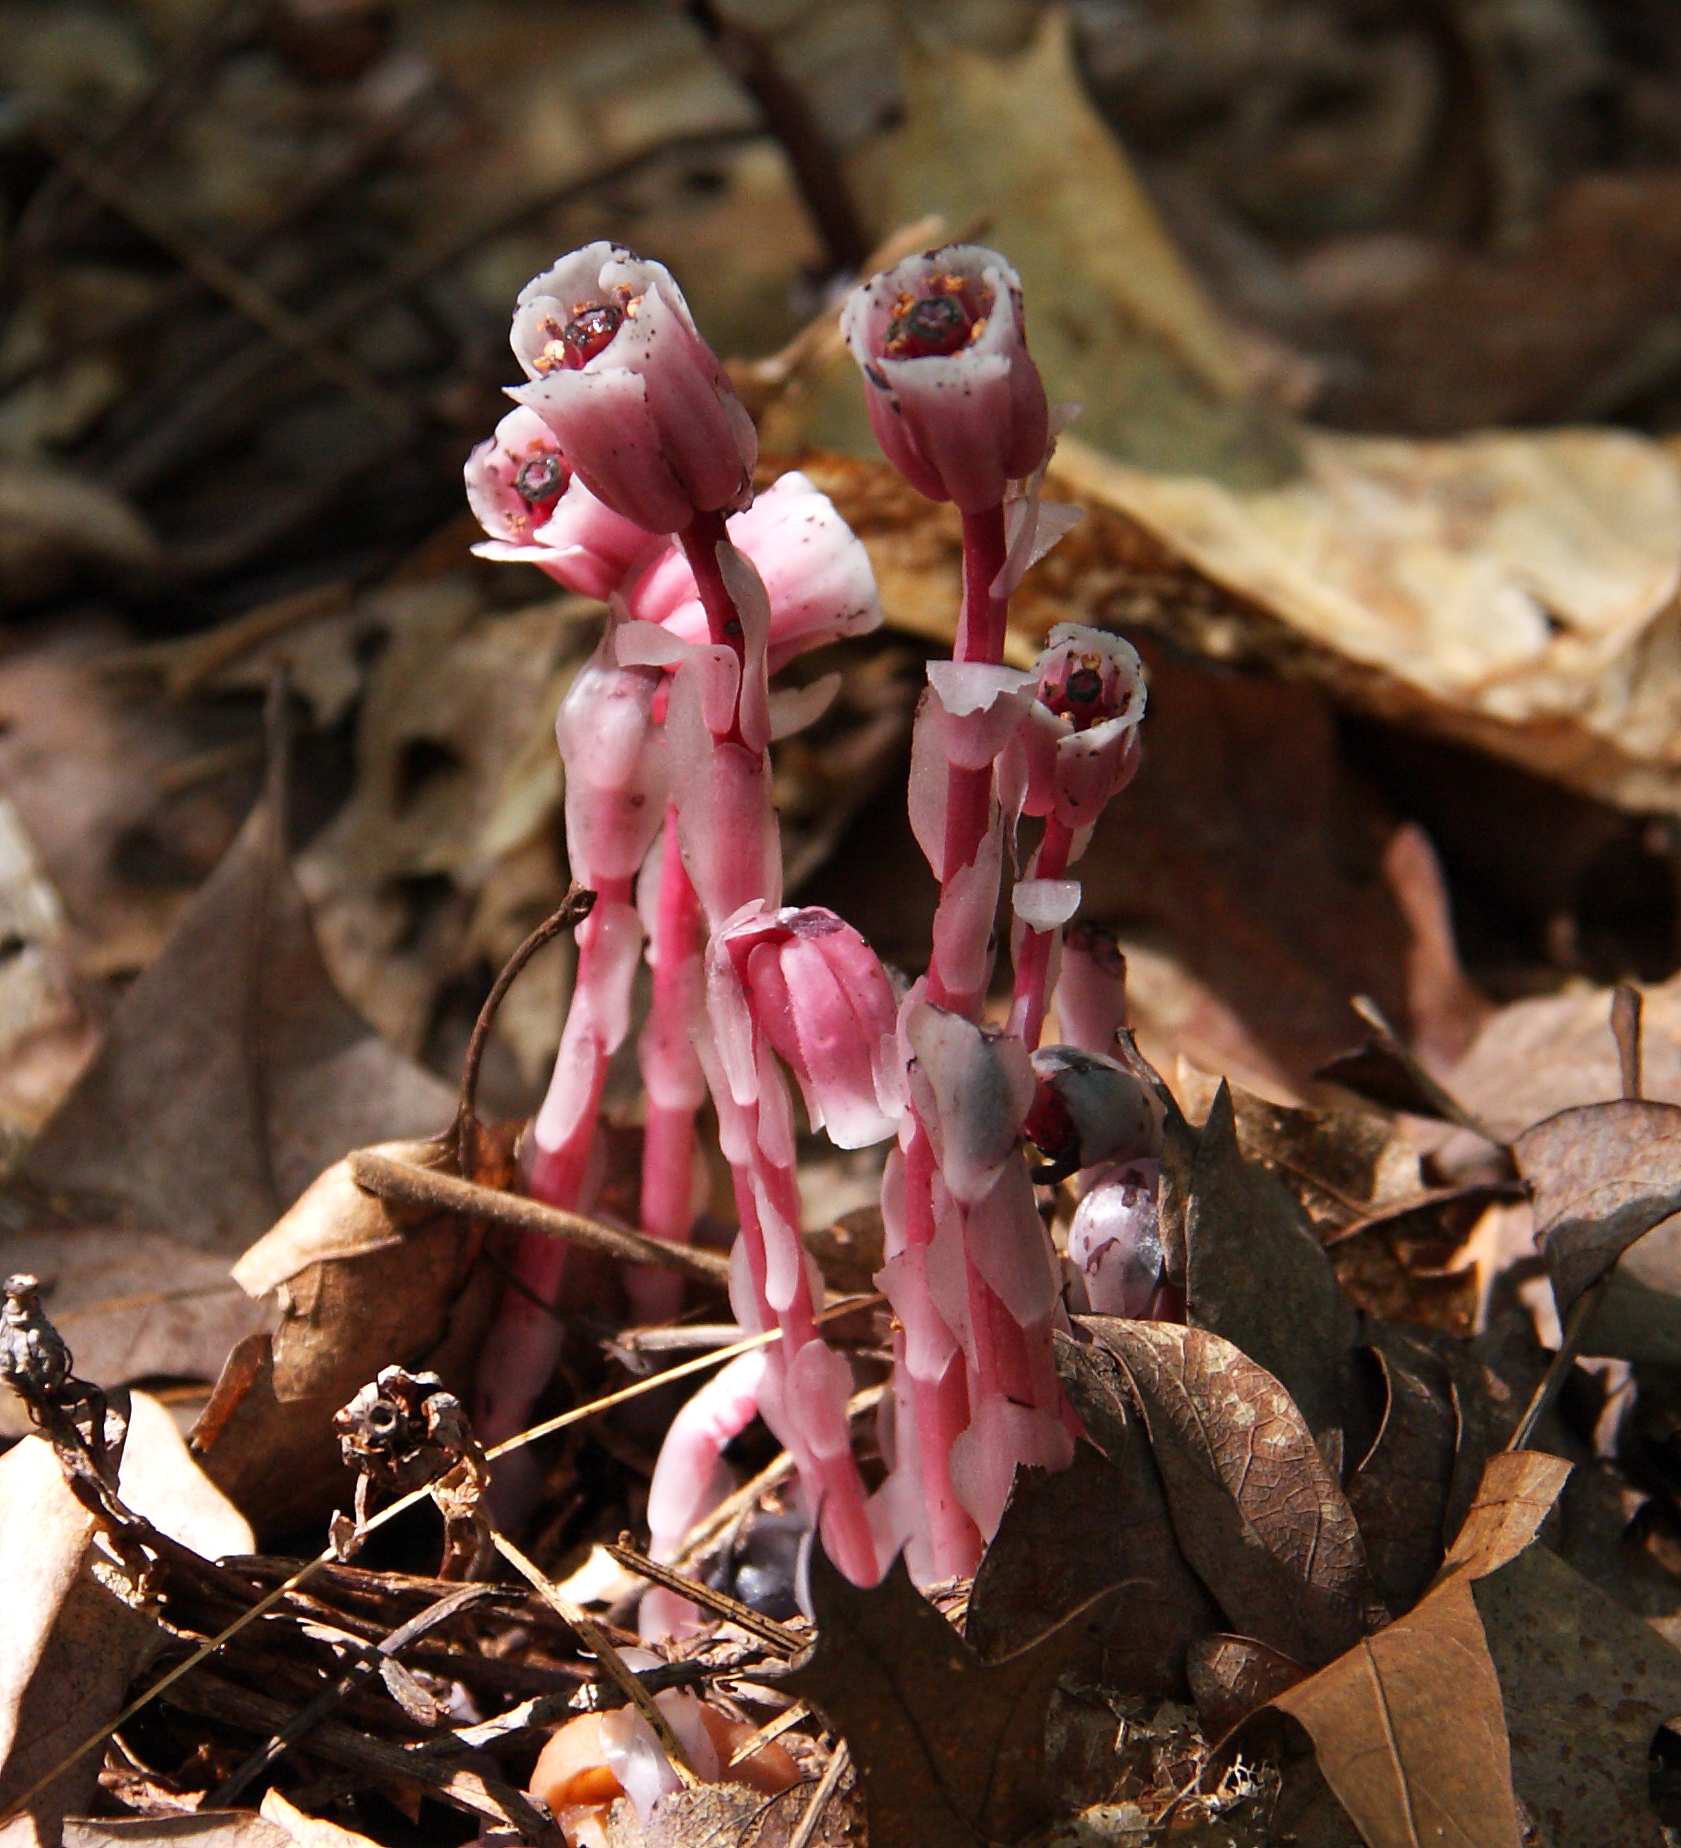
[841,245,1048,513]
[1018,623,1146,830]
[508,243,756,534]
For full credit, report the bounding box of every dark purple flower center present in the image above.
[1041,655,1121,730]
[562,303,624,368]
[514,452,565,505]
[885,285,978,359]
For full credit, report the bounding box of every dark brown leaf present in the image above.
[22,789,455,1253]
[1345,1326,1456,1613]
[189,1140,500,1539]
[1076,1318,1382,1665]
[782,1545,1114,1848]
[1314,1040,1459,1125]
[1475,1543,1681,1847]
[1183,1083,1360,1459]
[1185,1633,1308,1741]
[967,1427,1216,1698]
[1232,1451,1572,1848]
[1515,1100,1681,1317]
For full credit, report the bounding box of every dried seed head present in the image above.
[0,1272,72,1401]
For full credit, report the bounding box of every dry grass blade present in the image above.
[604,1539,805,1654]
[492,1532,702,1786]
[786,1741,850,1848]
[728,1704,812,1767]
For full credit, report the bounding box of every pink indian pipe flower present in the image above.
[508,242,756,534]
[1023,1044,1162,1186]
[1067,1158,1176,1320]
[1009,625,1146,1047]
[631,471,884,671]
[464,407,664,597]
[840,245,1048,515]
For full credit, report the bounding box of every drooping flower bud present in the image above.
[509,242,757,534]
[714,905,901,1149]
[1024,1044,1160,1185]
[841,245,1049,514]
[631,472,884,671]
[1067,1157,1172,1318]
[1018,624,1146,831]
[469,414,667,598]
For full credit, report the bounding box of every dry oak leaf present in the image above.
[21,783,454,1254]
[966,1436,1216,1699]
[190,1136,499,1542]
[0,1392,253,1846]
[1182,1081,1360,1462]
[1074,1317,1383,1666]
[781,1545,1116,1848]
[1514,1099,1681,1317]
[1240,1451,1572,1848]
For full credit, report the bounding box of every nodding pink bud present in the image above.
[627,472,884,670]
[841,245,1048,514]
[1021,624,1146,831]
[1024,1045,1160,1185]
[1068,1158,1169,1318]
[464,406,570,544]
[509,242,757,534]
[717,906,901,1148]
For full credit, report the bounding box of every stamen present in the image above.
[884,278,981,359]
[515,452,565,505]
[562,303,624,369]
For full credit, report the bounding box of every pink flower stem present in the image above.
[477,871,635,1446]
[1011,814,1076,1050]
[674,504,878,1585]
[634,803,704,1323]
[903,1122,985,1575]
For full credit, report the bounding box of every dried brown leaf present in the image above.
[1230,1451,1572,1848]
[1515,1099,1681,1316]
[1185,1633,1308,1741]
[1076,1318,1382,1664]
[967,1432,1216,1698]
[0,1393,252,1844]
[1345,1327,1457,1614]
[782,1546,1114,1848]
[22,785,455,1253]
[1182,1082,1360,1458]
[1474,1543,1681,1846]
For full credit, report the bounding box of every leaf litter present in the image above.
[10,6,1681,1848]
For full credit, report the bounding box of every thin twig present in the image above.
[0,1294,882,1829]
[727,1702,811,1767]
[786,1740,849,1848]
[493,1532,702,1786]
[457,888,596,1151]
[1613,983,1644,1100]
[209,1582,497,1804]
[605,1538,806,1655]
[37,121,412,426]
[163,1669,556,1842]
[348,1149,732,1287]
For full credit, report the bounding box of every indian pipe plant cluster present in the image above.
[462,239,1161,1616]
